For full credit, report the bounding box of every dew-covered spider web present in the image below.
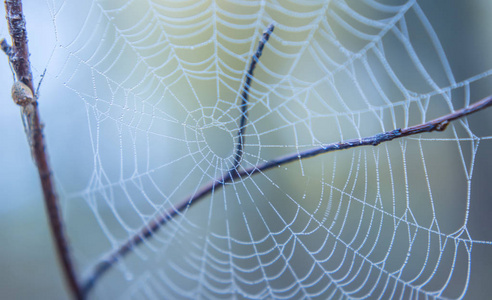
[22,0,492,298]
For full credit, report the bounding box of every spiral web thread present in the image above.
[38,0,492,298]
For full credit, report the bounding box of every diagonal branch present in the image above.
[82,94,492,295]
[231,23,274,170]
[3,1,82,299]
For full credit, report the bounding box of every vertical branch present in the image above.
[3,1,82,299]
[231,23,275,170]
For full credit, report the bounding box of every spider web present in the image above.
[23,0,492,298]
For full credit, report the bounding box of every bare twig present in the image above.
[82,93,492,295]
[1,37,12,57]
[231,23,274,170]
[3,1,82,299]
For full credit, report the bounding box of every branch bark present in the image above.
[82,93,492,295]
[231,23,274,169]
[3,1,82,299]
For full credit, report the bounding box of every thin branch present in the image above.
[231,23,275,169]
[82,93,492,295]
[3,1,82,299]
[1,37,12,57]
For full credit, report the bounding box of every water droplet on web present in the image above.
[124,271,133,281]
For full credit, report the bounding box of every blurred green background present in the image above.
[1,1,492,299]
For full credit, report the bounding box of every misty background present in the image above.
[1,1,492,299]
